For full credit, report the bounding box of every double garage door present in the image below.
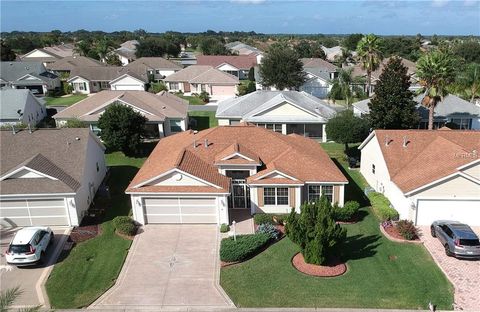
[0,198,69,227]
[143,197,217,224]
[416,199,480,226]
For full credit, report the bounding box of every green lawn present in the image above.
[44,94,88,106]
[220,143,454,309]
[188,111,218,130]
[45,151,146,308]
[179,95,205,105]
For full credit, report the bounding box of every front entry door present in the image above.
[226,170,251,209]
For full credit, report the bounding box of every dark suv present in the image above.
[431,221,480,259]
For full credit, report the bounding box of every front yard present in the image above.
[44,94,87,106]
[45,151,147,308]
[220,143,454,309]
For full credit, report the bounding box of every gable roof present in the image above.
[0,89,44,120]
[126,57,182,71]
[67,66,148,83]
[225,41,262,55]
[0,128,103,195]
[301,58,338,72]
[350,56,416,81]
[47,56,103,72]
[127,124,347,193]
[0,62,58,83]
[216,90,343,121]
[53,90,188,122]
[163,65,239,84]
[196,55,257,70]
[21,44,74,60]
[360,129,480,194]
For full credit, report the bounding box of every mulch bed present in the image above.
[69,224,101,243]
[114,229,137,241]
[292,253,347,277]
[383,224,420,241]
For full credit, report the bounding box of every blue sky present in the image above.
[1,0,479,35]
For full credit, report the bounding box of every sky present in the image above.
[1,0,479,35]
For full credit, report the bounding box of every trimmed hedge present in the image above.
[335,200,360,221]
[112,216,137,236]
[367,192,399,221]
[253,213,289,225]
[220,223,230,233]
[220,233,271,262]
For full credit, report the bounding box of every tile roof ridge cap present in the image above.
[174,148,188,168]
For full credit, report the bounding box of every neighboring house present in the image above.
[0,128,107,227]
[352,94,480,130]
[196,55,257,80]
[19,43,75,65]
[0,89,47,127]
[126,124,347,225]
[164,65,239,102]
[67,66,148,94]
[0,62,60,95]
[125,57,182,80]
[216,90,344,142]
[225,41,263,56]
[300,58,339,99]
[47,56,103,78]
[359,129,480,225]
[113,40,139,66]
[53,90,188,138]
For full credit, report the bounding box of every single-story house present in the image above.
[67,66,148,94]
[126,123,348,225]
[225,41,263,57]
[47,56,103,78]
[352,94,480,130]
[164,65,239,102]
[0,61,60,95]
[359,129,480,225]
[19,43,75,65]
[113,40,139,66]
[125,57,182,81]
[216,90,344,142]
[0,128,107,227]
[0,89,47,127]
[196,55,257,80]
[53,90,188,138]
[299,58,339,99]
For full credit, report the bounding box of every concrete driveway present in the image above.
[419,226,480,311]
[92,224,233,309]
[0,227,70,308]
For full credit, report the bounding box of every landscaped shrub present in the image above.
[220,223,230,233]
[335,201,360,221]
[253,213,274,225]
[367,192,399,221]
[272,214,288,225]
[220,233,271,262]
[396,220,418,240]
[112,216,137,236]
[199,91,210,103]
[256,223,280,240]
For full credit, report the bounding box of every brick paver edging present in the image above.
[379,224,424,244]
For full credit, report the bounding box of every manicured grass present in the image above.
[45,152,146,308]
[220,142,454,309]
[188,111,218,130]
[44,94,88,106]
[179,95,205,105]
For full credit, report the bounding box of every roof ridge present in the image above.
[174,148,187,168]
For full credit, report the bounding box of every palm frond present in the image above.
[0,286,22,312]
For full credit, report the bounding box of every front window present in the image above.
[257,123,282,133]
[201,84,207,92]
[322,185,333,203]
[263,187,289,205]
[308,185,321,201]
[229,119,241,125]
[170,82,179,90]
[450,118,472,130]
[170,119,182,132]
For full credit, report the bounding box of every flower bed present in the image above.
[69,225,100,243]
[380,222,422,244]
[292,253,347,277]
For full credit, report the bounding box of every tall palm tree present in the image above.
[455,63,480,103]
[328,68,365,108]
[1,287,42,312]
[95,38,114,62]
[356,34,384,96]
[416,50,456,130]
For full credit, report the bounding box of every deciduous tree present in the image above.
[325,110,370,150]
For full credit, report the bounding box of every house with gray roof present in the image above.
[113,40,139,66]
[125,57,182,80]
[0,62,60,95]
[299,58,338,99]
[0,128,106,227]
[216,90,345,141]
[352,94,480,129]
[0,89,46,127]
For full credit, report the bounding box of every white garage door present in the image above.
[416,199,480,226]
[0,199,69,226]
[143,197,217,224]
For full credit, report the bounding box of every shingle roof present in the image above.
[164,65,239,84]
[20,44,74,60]
[47,56,103,71]
[53,90,188,122]
[0,128,102,194]
[350,56,416,81]
[0,62,58,83]
[225,41,262,55]
[67,66,148,82]
[0,89,44,120]
[126,57,182,71]
[301,58,338,72]
[362,129,480,193]
[127,124,347,193]
[196,55,257,70]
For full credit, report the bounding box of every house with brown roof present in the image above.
[126,124,348,225]
[19,43,75,65]
[359,129,480,225]
[53,90,188,138]
[0,128,106,227]
[196,55,257,80]
[47,56,103,78]
[164,65,239,102]
[125,57,182,81]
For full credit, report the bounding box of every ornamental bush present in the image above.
[396,220,418,240]
[220,233,271,262]
[220,223,230,233]
[256,223,280,240]
[367,192,399,221]
[113,216,137,236]
[253,213,274,225]
[335,201,360,221]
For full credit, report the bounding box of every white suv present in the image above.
[5,227,54,266]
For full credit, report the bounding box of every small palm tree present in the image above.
[73,40,90,57]
[328,68,365,108]
[0,287,42,312]
[95,38,114,62]
[455,63,480,103]
[416,50,456,130]
[356,34,384,96]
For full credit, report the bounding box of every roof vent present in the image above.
[162,106,166,109]
[385,135,391,146]
[28,123,32,134]
[75,137,80,141]
[193,130,198,134]
[402,136,409,148]
[204,139,208,148]
[193,139,196,148]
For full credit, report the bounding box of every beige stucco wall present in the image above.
[412,175,480,198]
[462,162,480,180]
[256,102,315,117]
[151,170,209,186]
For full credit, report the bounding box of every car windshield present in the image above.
[8,244,31,253]
[460,239,480,246]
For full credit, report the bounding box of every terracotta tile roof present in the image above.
[127,185,228,193]
[196,55,257,70]
[367,129,480,193]
[127,124,347,193]
[248,178,304,185]
[164,65,239,84]
[214,142,261,164]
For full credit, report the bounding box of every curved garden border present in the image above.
[379,224,423,244]
[291,253,347,277]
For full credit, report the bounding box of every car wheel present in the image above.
[444,244,452,257]
[430,226,436,237]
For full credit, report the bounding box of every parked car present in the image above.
[5,227,54,266]
[431,221,480,259]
